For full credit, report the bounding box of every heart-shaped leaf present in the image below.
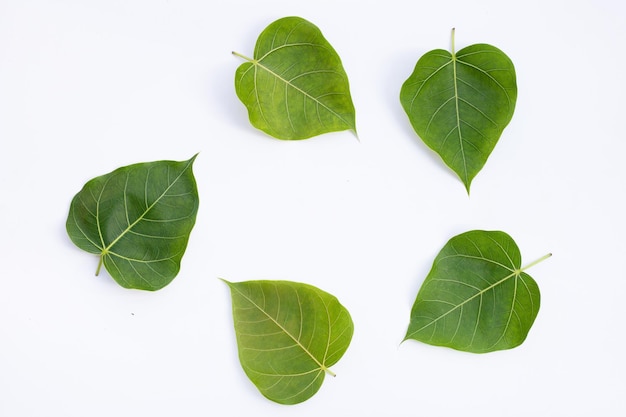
[223,279,354,404]
[404,230,550,353]
[66,155,199,291]
[400,29,517,193]
[233,16,356,140]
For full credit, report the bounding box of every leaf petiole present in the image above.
[518,253,552,274]
[232,51,256,63]
[451,27,456,56]
[322,366,336,377]
[95,254,104,276]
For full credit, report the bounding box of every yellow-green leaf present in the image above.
[233,16,356,140]
[223,279,354,404]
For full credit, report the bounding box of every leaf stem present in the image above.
[95,255,104,276]
[232,51,255,63]
[451,27,456,56]
[322,366,336,377]
[520,253,552,273]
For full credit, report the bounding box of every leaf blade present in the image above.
[234,16,356,140]
[400,33,517,192]
[66,155,199,291]
[404,230,544,353]
[224,279,353,404]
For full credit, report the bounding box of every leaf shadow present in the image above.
[207,61,249,130]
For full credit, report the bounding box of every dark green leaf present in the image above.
[233,16,356,140]
[404,230,550,353]
[223,279,354,404]
[400,30,517,192]
[66,155,199,291]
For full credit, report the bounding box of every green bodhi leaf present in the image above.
[400,29,517,193]
[222,279,354,404]
[233,16,356,140]
[404,230,550,353]
[66,155,199,291]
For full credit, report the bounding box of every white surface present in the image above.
[1,0,624,415]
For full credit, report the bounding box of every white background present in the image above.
[1,0,624,415]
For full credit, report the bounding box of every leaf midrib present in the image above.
[451,48,468,185]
